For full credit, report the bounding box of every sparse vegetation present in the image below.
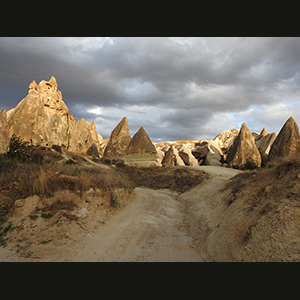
[51,144,62,153]
[0,135,210,260]
[243,160,258,170]
[110,188,121,207]
[65,159,77,165]
[0,137,136,236]
[225,159,300,253]
[0,222,14,246]
[6,134,31,163]
[117,165,207,193]
[41,212,53,219]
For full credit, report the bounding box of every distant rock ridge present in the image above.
[1,77,300,169]
[0,76,101,156]
[153,117,300,169]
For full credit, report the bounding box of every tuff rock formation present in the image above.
[204,138,223,166]
[192,141,209,164]
[154,147,165,166]
[103,117,131,161]
[1,76,100,157]
[124,127,157,167]
[161,145,185,167]
[256,132,278,164]
[226,122,262,168]
[254,127,268,141]
[268,116,300,162]
[0,108,10,153]
[177,144,199,166]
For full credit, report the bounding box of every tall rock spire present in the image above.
[1,76,100,157]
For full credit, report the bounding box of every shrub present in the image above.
[7,134,31,162]
[41,212,53,218]
[29,148,45,164]
[65,159,77,165]
[52,145,62,153]
[44,190,55,199]
[110,189,121,207]
[243,160,258,170]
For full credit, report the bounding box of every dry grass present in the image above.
[215,159,300,261]
[227,160,300,207]
[118,165,207,193]
[41,199,78,215]
[225,159,300,245]
[29,169,49,195]
[0,154,135,211]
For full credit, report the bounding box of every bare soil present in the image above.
[2,162,300,262]
[0,167,237,262]
[0,166,208,262]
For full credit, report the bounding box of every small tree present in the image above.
[7,134,31,162]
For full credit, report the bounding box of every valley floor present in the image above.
[0,166,240,262]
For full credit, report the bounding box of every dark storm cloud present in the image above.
[1,37,300,141]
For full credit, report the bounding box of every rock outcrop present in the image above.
[226,122,262,168]
[124,127,157,167]
[154,147,165,166]
[204,138,223,166]
[161,145,185,167]
[192,141,208,164]
[254,127,268,141]
[256,132,278,164]
[161,146,175,166]
[1,76,100,156]
[0,108,9,153]
[103,117,131,161]
[268,116,300,162]
[177,144,199,166]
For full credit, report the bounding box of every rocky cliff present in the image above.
[0,76,101,156]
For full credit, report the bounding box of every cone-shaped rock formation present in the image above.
[103,117,131,160]
[124,127,157,167]
[226,122,261,168]
[268,116,300,162]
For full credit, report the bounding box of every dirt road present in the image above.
[191,165,241,180]
[178,166,241,261]
[0,166,240,262]
[69,188,202,262]
[61,166,240,262]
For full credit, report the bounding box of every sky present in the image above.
[1,37,300,142]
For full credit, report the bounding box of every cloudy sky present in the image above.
[1,37,300,142]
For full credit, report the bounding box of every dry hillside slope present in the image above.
[182,162,300,261]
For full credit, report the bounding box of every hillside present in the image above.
[2,141,300,261]
[0,140,207,261]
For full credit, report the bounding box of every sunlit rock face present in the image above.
[3,76,100,156]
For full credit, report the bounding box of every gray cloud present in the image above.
[1,37,300,142]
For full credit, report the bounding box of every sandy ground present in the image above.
[178,166,242,261]
[0,166,240,262]
[70,188,202,262]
